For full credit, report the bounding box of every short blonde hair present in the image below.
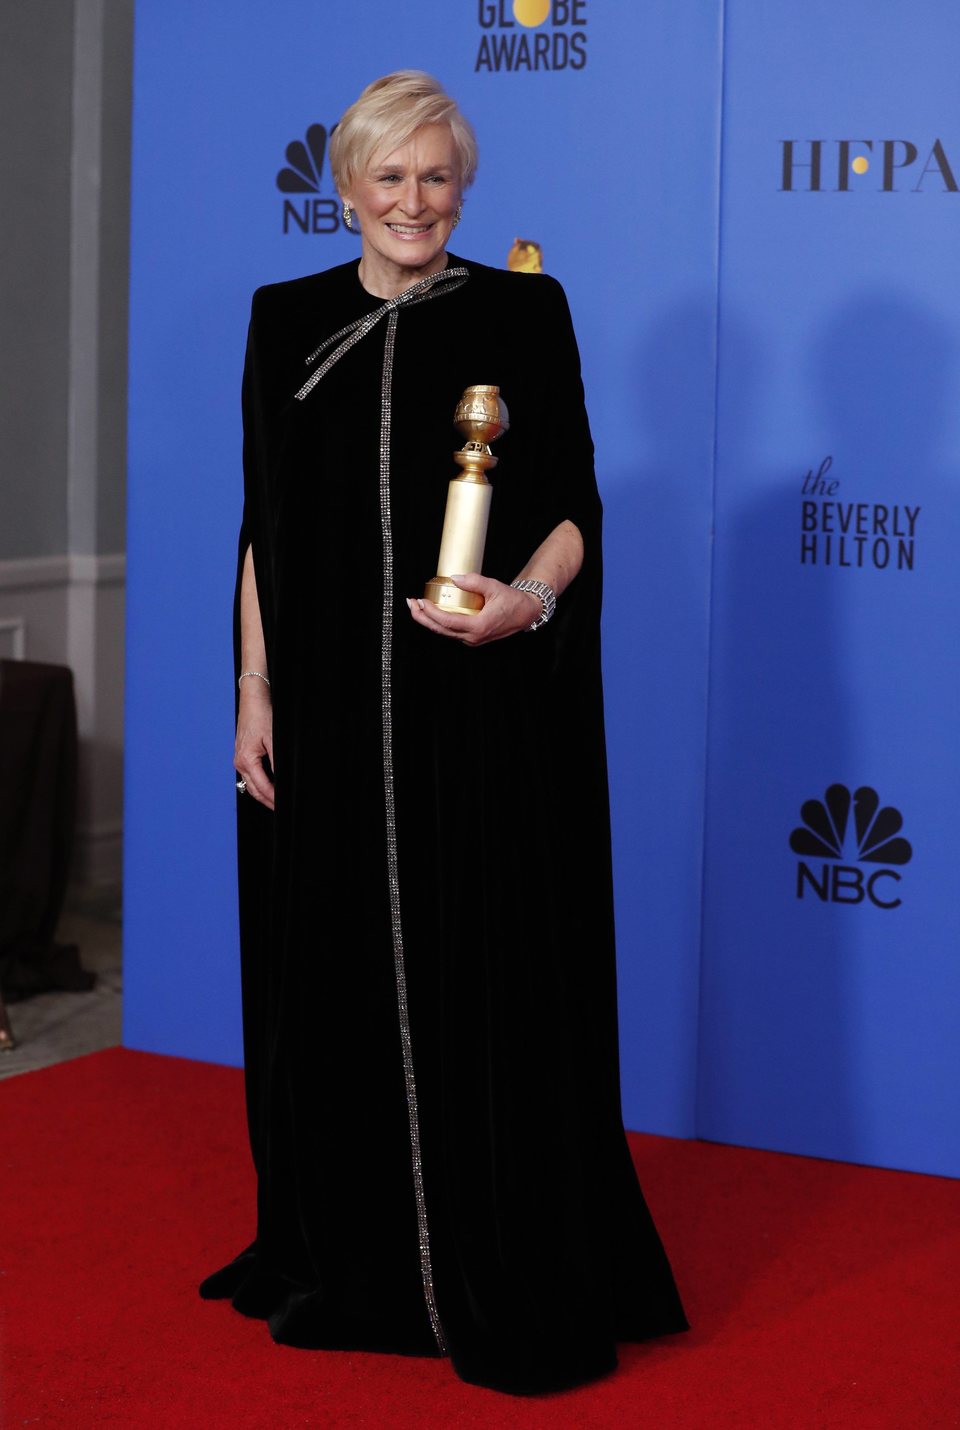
[330,70,478,196]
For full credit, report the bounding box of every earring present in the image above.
[452,202,463,229]
[342,203,353,230]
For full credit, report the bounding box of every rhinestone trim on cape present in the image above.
[294,267,468,402]
[291,265,467,1354]
[377,308,447,1355]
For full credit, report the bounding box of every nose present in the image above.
[397,178,427,215]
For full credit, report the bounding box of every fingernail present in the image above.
[405,597,413,608]
[417,598,424,609]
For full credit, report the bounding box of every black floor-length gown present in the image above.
[199,255,689,1395]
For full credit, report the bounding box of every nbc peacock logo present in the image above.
[475,1,588,73]
[276,124,357,236]
[790,784,912,909]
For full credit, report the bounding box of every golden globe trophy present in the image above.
[424,385,509,615]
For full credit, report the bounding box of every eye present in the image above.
[378,173,402,184]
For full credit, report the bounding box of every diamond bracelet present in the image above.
[510,578,557,631]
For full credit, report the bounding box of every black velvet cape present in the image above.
[199,255,689,1395]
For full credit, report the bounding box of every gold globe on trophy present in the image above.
[424,385,509,615]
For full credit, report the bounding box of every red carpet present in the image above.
[1,1049,957,1429]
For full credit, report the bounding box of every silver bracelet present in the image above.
[238,670,271,690]
[510,578,557,631]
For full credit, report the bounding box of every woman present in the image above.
[200,70,688,1396]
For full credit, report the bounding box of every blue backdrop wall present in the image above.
[124,0,959,1177]
[698,0,960,1179]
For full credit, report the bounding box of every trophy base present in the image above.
[424,576,484,614]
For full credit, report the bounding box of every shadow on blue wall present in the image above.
[700,295,959,1175]
[604,298,716,1136]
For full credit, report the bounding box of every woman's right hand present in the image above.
[234,682,275,810]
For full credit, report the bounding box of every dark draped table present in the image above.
[0,659,92,1023]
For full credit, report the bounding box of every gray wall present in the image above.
[0,0,131,561]
[0,2,74,557]
[0,0,132,898]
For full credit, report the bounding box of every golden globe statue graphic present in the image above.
[507,237,543,273]
[424,386,510,615]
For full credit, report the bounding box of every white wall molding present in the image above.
[0,555,71,591]
[0,551,125,591]
[70,551,126,586]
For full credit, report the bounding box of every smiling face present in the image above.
[343,123,462,297]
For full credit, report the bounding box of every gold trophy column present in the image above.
[424,385,509,615]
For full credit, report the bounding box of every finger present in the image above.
[424,610,487,642]
[419,593,489,633]
[421,604,481,636]
[235,751,275,808]
[406,596,476,640]
[450,572,498,596]
[240,762,274,808]
[406,596,441,632]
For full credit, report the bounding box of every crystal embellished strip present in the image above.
[290,264,468,1354]
[294,267,469,402]
[378,307,447,1356]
